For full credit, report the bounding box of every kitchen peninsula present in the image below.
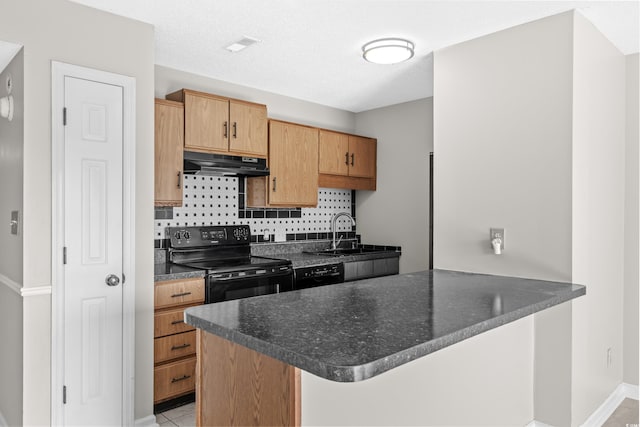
[185,269,585,426]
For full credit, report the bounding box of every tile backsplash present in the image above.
[155,175,355,243]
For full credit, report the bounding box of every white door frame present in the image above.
[51,61,136,426]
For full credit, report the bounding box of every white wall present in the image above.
[571,12,626,425]
[0,48,23,427]
[0,1,155,423]
[302,315,534,426]
[155,65,355,133]
[355,98,433,274]
[623,53,639,387]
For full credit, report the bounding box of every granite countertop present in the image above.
[154,262,206,282]
[185,269,585,382]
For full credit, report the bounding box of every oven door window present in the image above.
[207,272,293,303]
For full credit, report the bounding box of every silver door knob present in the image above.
[105,274,120,287]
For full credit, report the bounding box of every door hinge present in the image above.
[63,247,67,265]
[63,385,67,404]
[63,107,67,126]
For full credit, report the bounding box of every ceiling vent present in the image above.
[225,36,261,53]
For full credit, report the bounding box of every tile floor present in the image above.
[159,399,639,426]
[603,398,639,427]
[157,402,195,427]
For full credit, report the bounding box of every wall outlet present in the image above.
[274,230,286,242]
[490,227,505,250]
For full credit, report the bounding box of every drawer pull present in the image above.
[171,374,191,384]
[170,319,184,325]
[171,291,191,298]
[171,343,191,351]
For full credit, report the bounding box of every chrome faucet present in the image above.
[331,212,355,250]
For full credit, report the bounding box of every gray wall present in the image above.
[0,1,155,423]
[571,12,626,424]
[355,98,433,273]
[155,65,355,133]
[0,48,23,426]
[433,9,628,425]
[624,53,639,387]
[433,12,575,425]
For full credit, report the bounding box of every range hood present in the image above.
[183,151,269,177]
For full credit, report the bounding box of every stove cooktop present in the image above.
[173,255,290,274]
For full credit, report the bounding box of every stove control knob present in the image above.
[183,231,191,240]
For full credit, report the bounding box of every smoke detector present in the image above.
[225,36,261,53]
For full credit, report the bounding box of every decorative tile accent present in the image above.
[154,175,355,240]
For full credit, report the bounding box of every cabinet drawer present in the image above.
[155,278,204,309]
[155,306,196,338]
[155,330,196,363]
[154,356,196,403]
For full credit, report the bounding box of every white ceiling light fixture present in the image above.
[225,36,261,53]
[362,38,415,65]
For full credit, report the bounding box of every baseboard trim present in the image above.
[134,414,158,427]
[580,382,639,427]
[0,273,21,295]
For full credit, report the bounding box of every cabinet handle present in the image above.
[170,319,184,325]
[345,152,349,165]
[171,343,191,351]
[176,171,181,189]
[223,121,228,138]
[171,291,191,298]
[351,153,355,166]
[171,375,191,384]
[272,177,277,192]
[233,122,237,139]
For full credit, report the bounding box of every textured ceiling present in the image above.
[67,1,640,111]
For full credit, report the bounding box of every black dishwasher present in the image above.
[294,263,344,290]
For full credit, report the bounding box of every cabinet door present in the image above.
[348,135,376,178]
[184,92,229,153]
[154,99,184,206]
[269,121,319,206]
[229,100,267,157]
[318,130,349,176]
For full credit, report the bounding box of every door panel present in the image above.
[229,100,267,156]
[348,135,376,178]
[64,76,123,425]
[318,130,349,176]
[268,121,318,206]
[184,92,229,153]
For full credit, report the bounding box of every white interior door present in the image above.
[63,76,124,426]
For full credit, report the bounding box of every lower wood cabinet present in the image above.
[154,277,204,406]
[154,357,197,403]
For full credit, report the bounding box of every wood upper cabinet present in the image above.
[319,130,350,176]
[247,120,319,207]
[347,135,376,178]
[318,129,377,190]
[154,99,184,206]
[166,89,267,157]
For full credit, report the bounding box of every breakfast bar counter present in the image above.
[185,269,585,426]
